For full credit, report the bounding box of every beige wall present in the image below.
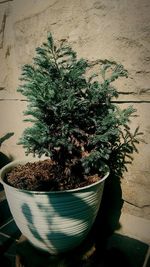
[0,0,150,220]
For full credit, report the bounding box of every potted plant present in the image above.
[0,34,142,254]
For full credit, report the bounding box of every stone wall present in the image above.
[0,0,150,220]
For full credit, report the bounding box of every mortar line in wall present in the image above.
[0,99,26,101]
[0,0,13,4]
[124,200,150,209]
[112,101,150,103]
[0,99,150,104]
[0,12,7,49]
[118,92,136,95]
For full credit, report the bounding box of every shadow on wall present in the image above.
[79,172,126,266]
[89,172,124,247]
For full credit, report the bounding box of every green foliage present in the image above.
[18,33,142,177]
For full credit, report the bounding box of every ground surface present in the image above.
[0,231,149,267]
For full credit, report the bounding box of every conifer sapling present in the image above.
[10,33,142,190]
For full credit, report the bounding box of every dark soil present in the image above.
[5,159,101,191]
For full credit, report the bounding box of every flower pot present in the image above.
[0,159,109,254]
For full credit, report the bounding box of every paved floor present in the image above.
[0,220,149,267]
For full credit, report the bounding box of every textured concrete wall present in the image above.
[0,0,150,220]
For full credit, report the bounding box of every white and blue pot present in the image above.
[0,159,109,254]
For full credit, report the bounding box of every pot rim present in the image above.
[0,158,109,194]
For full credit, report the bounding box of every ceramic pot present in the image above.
[0,159,109,254]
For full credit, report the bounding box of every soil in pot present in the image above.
[4,159,102,191]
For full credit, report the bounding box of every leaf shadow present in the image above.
[19,173,124,266]
[21,188,98,254]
